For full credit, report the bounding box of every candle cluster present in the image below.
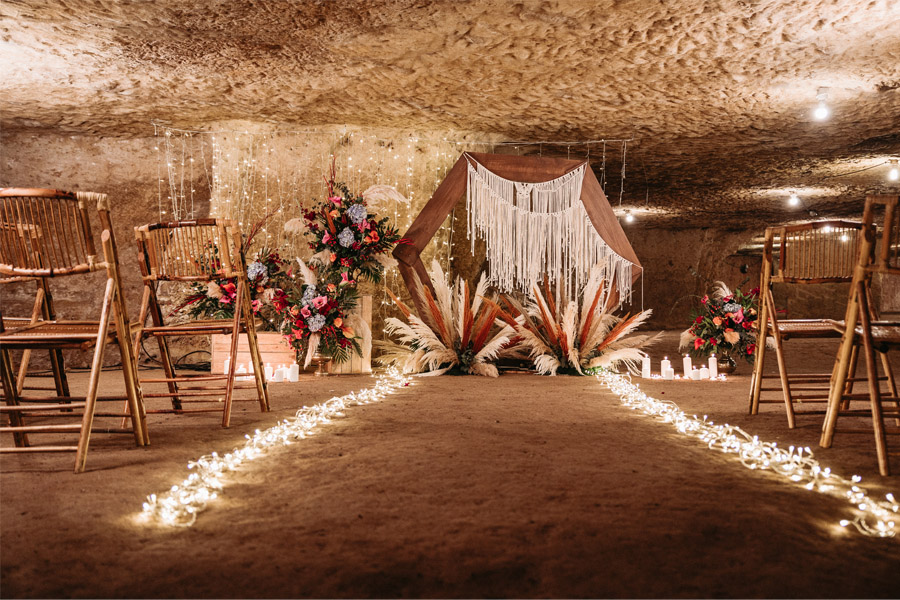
[596,369,898,538]
[223,357,300,382]
[641,354,726,381]
[140,368,412,527]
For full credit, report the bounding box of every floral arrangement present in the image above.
[278,169,405,366]
[278,258,362,367]
[496,264,659,376]
[174,244,290,331]
[285,176,404,287]
[680,281,759,363]
[375,260,515,377]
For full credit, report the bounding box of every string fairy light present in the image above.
[595,370,898,538]
[140,368,413,527]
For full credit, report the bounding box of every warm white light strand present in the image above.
[140,368,413,527]
[595,370,898,538]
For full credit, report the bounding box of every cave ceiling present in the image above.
[1,0,899,227]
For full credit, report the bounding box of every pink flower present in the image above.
[323,232,333,244]
[251,299,262,313]
[340,272,355,286]
[329,196,342,205]
[300,306,311,318]
[312,296,328,309]
[694,338,704,350]
[732,308,744,323]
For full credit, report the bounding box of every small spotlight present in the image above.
[788,193,800,206]
[889,159,899,182]
[624,211,635,223]
[813,87,830,121]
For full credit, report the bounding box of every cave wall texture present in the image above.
[2,0,899,365]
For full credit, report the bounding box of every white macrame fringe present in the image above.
[465,156,633,304]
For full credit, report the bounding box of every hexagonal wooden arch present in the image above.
[392,151,643,317]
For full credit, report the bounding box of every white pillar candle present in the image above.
[699,366,710,380]
[663,367,674,380]
[272,366,285,383]
[709,354,718,379]
[223,357,231,375]
[683,354,692,377]
[641,355,651,379]
[264,363,274,382]
[691,367,702,381]
[288,363,300,382]
[661,357,671,375]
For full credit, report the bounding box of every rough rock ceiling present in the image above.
[1,0,899,227]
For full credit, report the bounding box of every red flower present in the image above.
[695,316,702,324]
[709,338,718,346]
[694,338,704,350]
[742,321,753,330]
[747,343,756,355]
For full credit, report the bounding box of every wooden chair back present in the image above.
[0,188,114,278]
[134,219,244,283]
[861,194,900,276]
[764,220,863,285]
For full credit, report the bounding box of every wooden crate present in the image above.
[210,331,295,374]
[209,295,372,375]
[331,295,373,374]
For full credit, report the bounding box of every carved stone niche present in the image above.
[391,151,643,318]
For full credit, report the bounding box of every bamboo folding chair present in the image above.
[821,195,900,476]
[748,220,872,428]
[0,188,146,473]
[132,219,269,427]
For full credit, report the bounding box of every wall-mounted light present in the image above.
[889,159,899,182]
[624,210,635,223]
[788,193,800,207]
[813,87,830,121]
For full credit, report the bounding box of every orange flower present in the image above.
[712,316,723,326]
[333,317,343,328]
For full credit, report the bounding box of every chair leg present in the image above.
[222,279,246,428]
[1,347,29,447]
[110,285,147,448]
[841,344,860,410]
[877,351,900,426]
[242,286,270,414]
[856,282,890,476]
[765,291,796,428]
[74,279,115,473]
[749,289,770,415]
[821,287,862,448]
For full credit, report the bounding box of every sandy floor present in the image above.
[1,332,898,598]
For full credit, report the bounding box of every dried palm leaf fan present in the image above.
[375,260,517,377]
[493,262,660,376]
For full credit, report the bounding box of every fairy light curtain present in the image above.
[466,155,634,302]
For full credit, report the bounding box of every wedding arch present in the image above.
[392,152,642,316]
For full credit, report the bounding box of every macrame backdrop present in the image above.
[466,156,634,303]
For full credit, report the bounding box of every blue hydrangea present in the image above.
[723,302,742,313]
[307,314,326,332]
[347,203,368,225]
[246,261,268,283]
[301,285,317,306]
[337,227,355,247]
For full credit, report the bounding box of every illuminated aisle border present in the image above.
[141,368,412,527]
[596,370,898,538]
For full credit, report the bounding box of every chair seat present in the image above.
[0,320,117,348]
[776,319,845,338]
[141,318,249,336]
[853,322,900,346]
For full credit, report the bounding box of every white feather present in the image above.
[361,184,410,213]
[295,257,318,288]
[304,333,320,368]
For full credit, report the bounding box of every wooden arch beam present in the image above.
[392,152,643,318]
